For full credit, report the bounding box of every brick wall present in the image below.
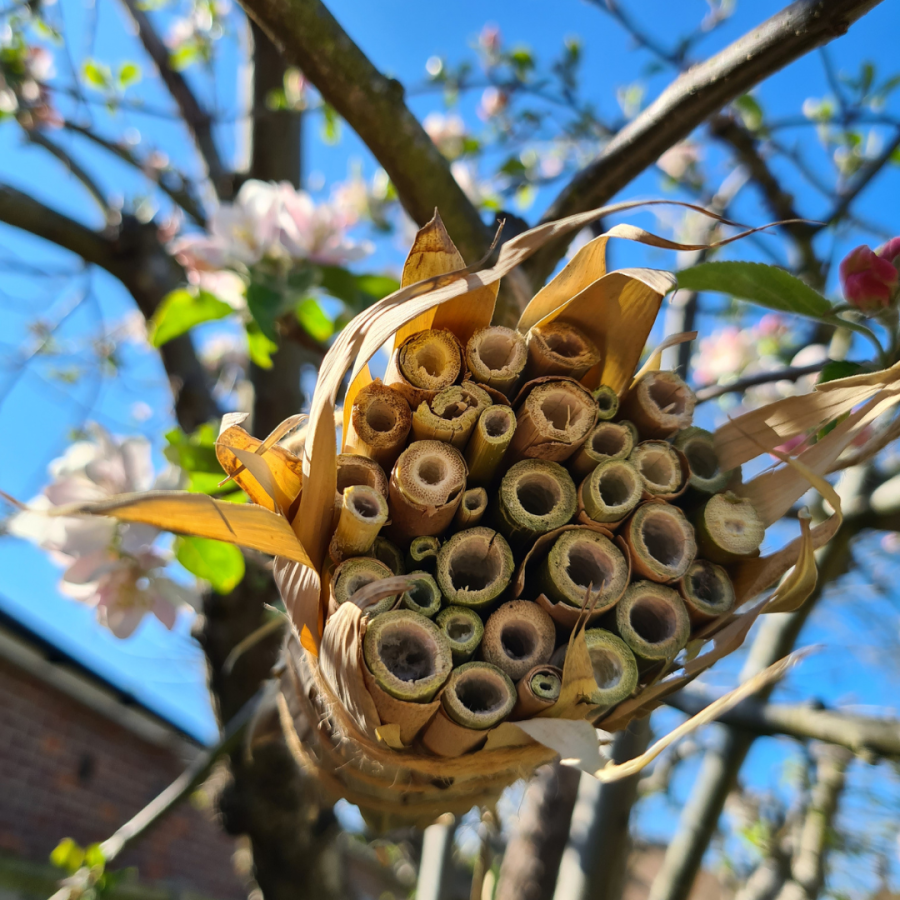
[0,658,245,900]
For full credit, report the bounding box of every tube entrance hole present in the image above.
[642,514,685,567]
[686,442,719,480]
[689,567,725,606]
[478,333,518,369]
[638,450,676,486]
[590,649,623,689]
[630,595,677,645]
[598,469,634,507]
[484,409,513,438]
[448,541,502,592]
[516,474,561,516]
[447,620,473,642]
[592,426,627,456]
[540,391,585,431]
[365,401,397,433]
[500,623,538,661]
[379,631,435,682]
[565,542,613,591]
[456,676,504,713]
[649,380,687,415]
[417,457,447,486]
[350,493,382,519]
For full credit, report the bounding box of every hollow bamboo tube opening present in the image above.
[695,491,765,563]
[584,629,639,709]
[679,559,736,624]
[332,557,398,618]
[496,459,577,544]
[411,383,492,448]
[435,527,514,610]
[630,441,685,497]
[396,329,462,391]
[624,503,696,583]
[529,667,561,702]
[523,321,601,382]
[330,484,389,561]
[344,383,412,472]
[371,536,405,575]
[569,420,636,480]
[386,441,467,545]
[363,609,452,702]
[440,661,516,729]
[539,529,629,611]
[673,427,731,494]
[455,487,488,528]
[400,571,443,619]
[465,405,516,487]
[507,381,597,464]
[581,459,642,524]
[407,535,441,573]
[436,606,484,664]
[466,326,528,394]
[620,371,695,440]
[593,385,620,421]
[615,581,690,663]
[482,600,556,680]
[511,664,562,719]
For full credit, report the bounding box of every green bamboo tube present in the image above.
[406,535,441,572]
[333,453,388,527]
[436,606,484,664]
[454,487,488,528]
[622,502,696,583]
[494,459,577,546]
[386,440,467,546]
[523,321,601,382]
[371,536,405,575]
[511,665,562,719]
[614,581,691,665]
[593,385,620,421]
[695,491,765,564]
[673,427,732,495]
[629,440,686,498]
[400,571,443,618]
[569,420,636,480]
[464,405,517,487]
[392,328,463,392]
[466,326,528,395]
[411,383,492,448]
[481,599,556,680]
[619,370,696,440]
[506,380,598,465]
[440,661,516,728]
[584,629,639,710]
[329,484,389,562]
[343,382,412,473]
[538,529,629,612]
[332,557,398,618]
[435,527,514,611]
[362,609,452,702]
[580,459,643,524]
[678,559,736,624]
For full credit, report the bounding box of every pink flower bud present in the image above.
[839,244,899,315]
[878,236,900,269]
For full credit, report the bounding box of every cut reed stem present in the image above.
[622,502,697,583]
[583,629,639,710]
[465,405,517,487]
[673,427,732,495]
[435,527,514,611]
[440,662,516,729]
[386,329,463,403]
[593,385,620,421]
[329,484,389,562]
[455,487,488,528]
[411,383,492,448]
[629,440,687,498]
[620,371,695,440]
[406,535,441,572]
[466,326,528,395]
[569,420,636,480]
[523,321,601,382]
[613,581,691,666]
[679,559,736,624]
[580,458,642,525]
[539,529,629,612]
[334,453,388,525]
[436,606,484,664]
[481,599,556,681]
[371,536,405,575]
[332,557,398,618]
[695,491,765,563]
[494,459,577,547]
[400,571,443,618]
[511,665,562,719]
[343,382,412,472]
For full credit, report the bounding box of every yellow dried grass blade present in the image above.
[631,331,698,387]
[274,558,323,654]
[228,446,293,516]
[764,514,817,614]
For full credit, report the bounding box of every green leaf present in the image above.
[81,58,112,91]
[84,844,106,870]
[677,262,833,320]
[319,267,399,312]
[169,44,199,71]
[321,103,341,144]
[50,838,84,874]
[148,289,233,347]
[247,320,278,369]
[295,298,334,342]
[164,424,222,474]
[117,61,141,89]
[246,282,284,341]
[734,94,764,131]
[818,360,862,385]
[356,274,401,299]
[176,536,245,593]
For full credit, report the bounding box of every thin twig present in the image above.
[695,362,827,402]
[25,130,109,216]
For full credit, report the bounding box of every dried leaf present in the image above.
[274,558,323,653]
[513,718,606,774]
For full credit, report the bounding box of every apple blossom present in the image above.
[839,244,899,315]
[423,112,467,160]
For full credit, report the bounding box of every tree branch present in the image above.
[526,0,884,286]
[26,130,110,217]
[695,362,827,402]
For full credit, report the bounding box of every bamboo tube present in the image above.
[511,665,562,719]
[593,385,620,421]
[506,379,597,464]
[678,559,736,624]
[622,502,697,583]
[343,382,412,472]
[371,536,405,575]
[386,328,463,401]
[523,321,601,382]
[436,606,484,664]
[614,581,691,666]
[538,529,629,612]
[673,427,732,495]
[494,459,577,546]
[579,459,642,525]
[466,326,528,395]
[411,383,492,448]
[421,662,517,757]
[333,453,388,526]
[481,600,556,681]
[407,535,441,572]
[569,420,636,480]
[454,487,488,528]
[385,441,467,546]
[435,527,515,611]
[400,571,443,618]
[695,491,765,564]
[629,440,687,498]
[619,371,696,440]
[332,557,399,618]
[363,609,453,702]
[464,405,516,487]
[583,629,639,710]
[329,485,389,562]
